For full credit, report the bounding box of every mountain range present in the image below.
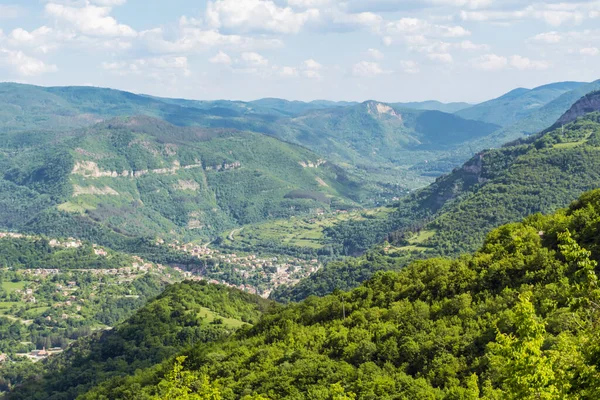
[273,89,600,302]
[3,79,600,398]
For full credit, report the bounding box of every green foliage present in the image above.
[26,189,600,400]
[278,111,600,301]
[5,281,272,400]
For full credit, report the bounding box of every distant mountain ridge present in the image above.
[455,81,586,127]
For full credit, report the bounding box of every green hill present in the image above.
[274,90,600,301]
[270,101,499,167]
[0,115,382,243]
[16,189,600,399]
[0,83,504,190]
[6,280,272,399]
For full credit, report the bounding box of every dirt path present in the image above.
[228,228,243,241]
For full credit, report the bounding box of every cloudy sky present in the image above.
[0,0,599,103]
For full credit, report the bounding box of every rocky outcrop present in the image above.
[73,185,119,196]
[366,101,403,121]
[554,90,600,127]
[72,160,203,178]
[298,159,326,168]
[205,161,241,171]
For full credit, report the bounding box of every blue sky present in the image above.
[0,0,599,103]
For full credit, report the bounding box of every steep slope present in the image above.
[275,90,600,301]
[455,81,586,127]
[26,189,600,399]
[7,280,272,400]
[273,101,499,167]
[0,116,376,243]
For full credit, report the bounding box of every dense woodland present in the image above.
[6,189,600,399]
[2,83,600,399]
[273,110,600,302]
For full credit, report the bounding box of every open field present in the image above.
[221,207,395,250]
[197,306,247,329]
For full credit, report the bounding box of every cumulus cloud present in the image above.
[386,18,471,38]
[241,52,269,67]
[509,55,549,70]
[400,60,420,74]
[140,23,283,55]
[102,55,191,79]
[0,48,58,76]
[209,50,233,64]
[471,54,508,70]
[460,2,600,27]
[206,0,320,34]
[352,61,391,77]
[279,66,299,77]
[472,53,549,71]
[45,2,136,37]
[301,59,323,78]
[428,53,453,64]
[367,48,384,60]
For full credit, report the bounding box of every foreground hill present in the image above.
[0,115,380,242]
[274,90,600,301]
[16,189,600,399]
[6,281,272,399]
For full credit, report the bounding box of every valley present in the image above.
[2,82,600,399]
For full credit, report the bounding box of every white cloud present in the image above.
[301,58,323,78]
[209,50,232,64]
[386,18,470,38]
[367,48,384,60]
[0,48,58,76]
[206,0,320,34]
[509,55,549,70]
[102,55,191,79]
[400,60,419,74]
[7,26,63,54]
[472,54,508,71]
[287,0,332,8]
[241,52,269,67]
[531,31,563,43]
[382,36,393,46]
[428,52,453,64]
[581,47,599,56]
[45,3,136,37]
[460,2,600,27]
[472,53,549,71]
[279,66,299,77]
[140,24,283,54]
[91,0,128,5]
[352,61,390,77]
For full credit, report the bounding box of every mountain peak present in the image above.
[554,90,600,127]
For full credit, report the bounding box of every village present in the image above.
[168,241,321,298]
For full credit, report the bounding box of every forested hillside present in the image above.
[274,91,600,301]
[0,115,385,243]
[5,281,272,399]
[15,188,600,399]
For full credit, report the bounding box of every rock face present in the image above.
[554,90,600,127]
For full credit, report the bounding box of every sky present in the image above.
[0,0,599,103]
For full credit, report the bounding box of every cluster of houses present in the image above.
[168,242,321,298]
